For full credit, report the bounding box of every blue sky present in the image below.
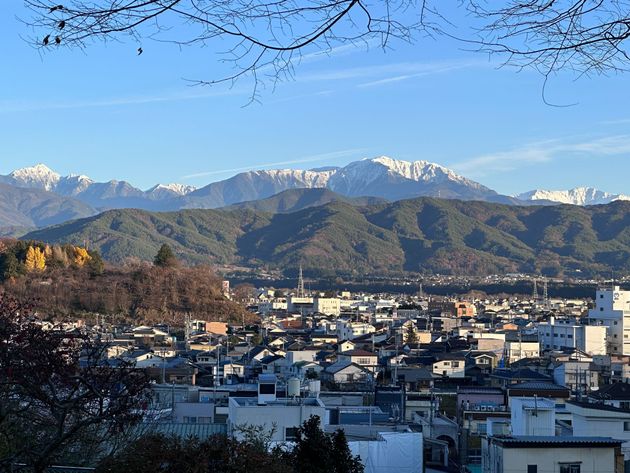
[1,2,630,196]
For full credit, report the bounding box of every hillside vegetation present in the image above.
[0,239,250,324]
[24,194,630,277]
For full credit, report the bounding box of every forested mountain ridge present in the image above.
[24,196,630,277]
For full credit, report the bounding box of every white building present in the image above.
[505,340,539,363]
[588,285,630,355]
[538,317,607,355]
[314,297,341,316]
[228,375,327,442]
[482,436,622,473]
[568,401,630,460]
[510,397,556,436]
[336,320,376,341]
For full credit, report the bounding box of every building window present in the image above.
[452,361,460,368]
[567,334,573,339]
[527,466,537,473]
[624,421,630,431]
[285,427,299,441]
[614,321,618,325]
[559,464,580,473]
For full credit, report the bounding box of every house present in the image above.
[482,396,625,473]
[482,436,623,473]
[395,366,434,391]
[432,354,466,378]
[323,361,372,385]
[504,332,539,363]
[589,382,630,409]
[553,360,599,393]
[259,354,285,375]
[337,349,378,371]
[568,401,630,461]
[336,320,376,340]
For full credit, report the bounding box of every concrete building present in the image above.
[228,375,327,442]
[505,340,540,364]
[538,317,607,355]
[568,401,630,461]
[588,286,630,355]
[482,436,623,473]
[314,297,341,316]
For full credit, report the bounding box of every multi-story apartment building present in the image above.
[588,286,630,355]
[537,317,607,355]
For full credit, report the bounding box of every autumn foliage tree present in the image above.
[0,294,152,472]
[24,245,46,272]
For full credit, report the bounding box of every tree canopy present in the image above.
[154,243,178,268]
[0,294,151,473]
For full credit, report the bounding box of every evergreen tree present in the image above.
[404,322,418,345]
[292,416,364,473]
[0,251,21,281]
[330,430,364,473]
[87,250,105,275]
[153,244,177,268]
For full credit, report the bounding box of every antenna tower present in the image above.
[297,264,305,297]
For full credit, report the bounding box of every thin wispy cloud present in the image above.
[181,148,368,180]
[298,60,481,83]
[452,134,630,177]
[0,87,243,113]
[357,62,474,88]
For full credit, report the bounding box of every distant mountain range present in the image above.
[515,187,630,206]
[2,158,628,233]
[24,191,630,277]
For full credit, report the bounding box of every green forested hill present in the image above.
[24,193,630,277]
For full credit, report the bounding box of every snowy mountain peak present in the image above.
[516,187,630,205]
[10,163,61,191]
[148,183,196,196]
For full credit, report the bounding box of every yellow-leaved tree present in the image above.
[25,246,46,272]
[73,246,91,267]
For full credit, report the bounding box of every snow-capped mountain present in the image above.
[8,163,61,191]
[147,183,196,199]
[326,156,494,200]
[0,164,195,210]
[178,156,499,208]
[516,187,630,206]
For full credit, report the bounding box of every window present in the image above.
[452,361,460,368]
[614,321,618,325]
[183,416,197,424]
[601,294,604,298]
[568,334,573,339]
[285,427,299,441]
[527,466,537,473]
[259,383,275,395]
[559,464,580,473]
[624,421,630,431]
[601,307,604,311]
